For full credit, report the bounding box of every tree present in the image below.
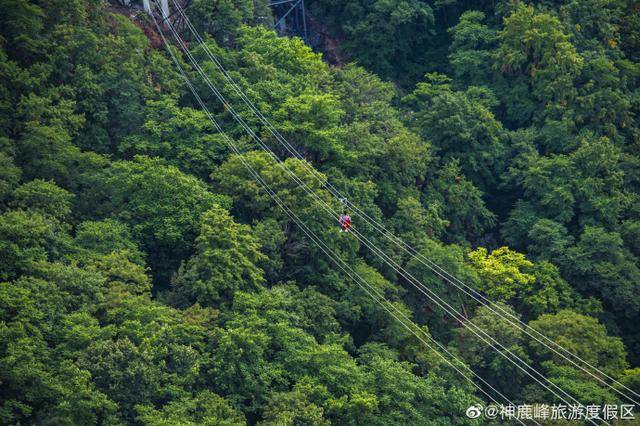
[309,0,436,83]
[550,0,625,50]
[0,0,44,61]
[87,251,152,296]
[425,160,496,243]
[404,73,506,190]
[522,361,618,405]
[468,247,536,306]
[272,92,345,164]
[70,219,143,264]
[251,218,287,284]
[528,310,628,379]
[213,25,330,95]
[170,205,266,308]
[79,338,172,421]
[494,3,583,125]
[0,210,69,280]
[565,226,640,318]
[336,261,402,338]
[259,380,330,426]
[357,344,479,425]
[331,64,400,133]
[371,131,431,213]
[136,391,245,426]
[0,272,118,425]
[205,288,316,415]
[618,368,640,397]
[404,238,480,340]
[50,13,177,152]
[187,0,271,45]
[525,218,574,262]
[448,11,497,87]
[10,179,73,219]
[26,261,107,314]
[620,4,640,61]
[390,196,448,247]
[468,246,578,319]
[0,149,21,203]
[120,97,231,179]
[15,123,92,189]
[98,156,217,285]
[453,303,530,401]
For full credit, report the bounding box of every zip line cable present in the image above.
[155,32,528,426]
[348,222,608,421]
[178,0,640,403]
[149,10,530,421]
[347,228,613,426]
[167,0,640,406]
[155,6,618,419]
[170,3,631,401]
[156,27,603,426]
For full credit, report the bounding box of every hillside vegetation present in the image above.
[1,0,640,424]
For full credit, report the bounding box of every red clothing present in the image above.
[340,214,351,231]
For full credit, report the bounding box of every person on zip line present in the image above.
[339,210,352,232]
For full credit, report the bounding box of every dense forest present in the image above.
[1,0,640,424]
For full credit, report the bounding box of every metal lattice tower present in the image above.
[137,0,192,34]
[269,0,308,43]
